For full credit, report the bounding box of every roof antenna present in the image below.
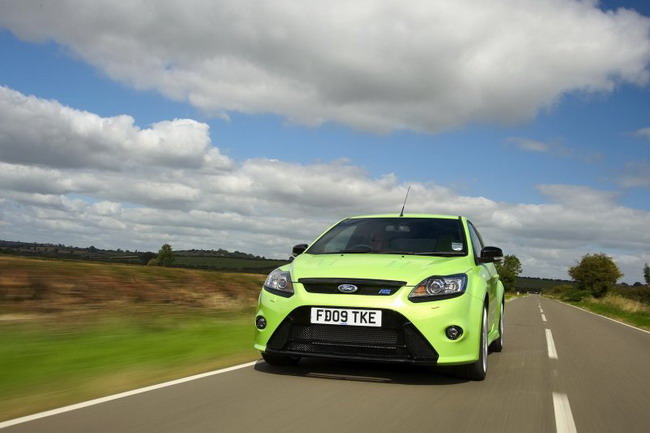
[399,185,411,217]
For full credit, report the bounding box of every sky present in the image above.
[0,0,648,283]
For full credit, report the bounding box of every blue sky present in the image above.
[2,23,647,210]
[0,1,649,282]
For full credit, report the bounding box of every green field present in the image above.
[0,255,266,421]
[0,307,259,421]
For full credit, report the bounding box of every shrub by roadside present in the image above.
[560,286,592,302]
[549,282,650,305]
[610,285,650,306]
[591,293,649,315]
[546,285,649,331]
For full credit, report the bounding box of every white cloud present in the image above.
[617,161,650,189]
[634,127,650,139]
[0,86,232,170]
[1,0,649,133]
[1,87,649,282]
[506,137,572,156]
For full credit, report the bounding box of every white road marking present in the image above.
[0,360,259,430]
[546,328,558,359]
[553,392,577,433]
[542,313,547,322]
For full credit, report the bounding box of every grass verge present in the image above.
[554,294,650,331]
[0,307,259,422]
[505,292,527,301]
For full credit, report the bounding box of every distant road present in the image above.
[3,296,649,433]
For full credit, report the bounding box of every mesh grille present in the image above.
[292,324,400,346]
[266,306,438,363]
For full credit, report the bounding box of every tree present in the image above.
[139,251,157,265]
[568,253,622,298]
[157,243,175,267]
[495,254,523,292]
[644,263,650,285]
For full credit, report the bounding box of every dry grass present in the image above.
[591,293,650,314]
[0,255,264,314]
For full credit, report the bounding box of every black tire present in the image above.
[461,304,488,381]
[489,301,504,353]
[261,352,300,366]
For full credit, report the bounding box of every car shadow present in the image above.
[254,358,468,385]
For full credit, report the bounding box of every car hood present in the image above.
[289,253,472,286]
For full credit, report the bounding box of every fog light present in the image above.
[255,316,267,330]
[445,326,463,340]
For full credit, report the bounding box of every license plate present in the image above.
[310,307,382,327]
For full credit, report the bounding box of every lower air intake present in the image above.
[266,306,438,364]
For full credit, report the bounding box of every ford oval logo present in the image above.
[338,284,358,293]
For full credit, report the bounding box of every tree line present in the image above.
[147,243,650,298]
[495,252,649,297]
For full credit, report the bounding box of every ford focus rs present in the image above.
[254,214,505,380]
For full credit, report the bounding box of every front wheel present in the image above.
[461,303,488,381]
[489,301,504,353]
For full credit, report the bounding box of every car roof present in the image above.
[346,214,462,220]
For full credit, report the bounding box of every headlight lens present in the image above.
[409,274,467,301]
[264,268,294,297]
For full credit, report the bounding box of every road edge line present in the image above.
[552,299,650,335]
[0,360,259,430]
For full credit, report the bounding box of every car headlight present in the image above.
[409,274,467,301]
[264,268,294,297]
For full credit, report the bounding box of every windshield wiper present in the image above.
[380,251,466,256]
[324,250,466,256]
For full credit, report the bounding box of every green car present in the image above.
[254,214,505,380]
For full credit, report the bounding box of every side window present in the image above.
[467,222,484,259]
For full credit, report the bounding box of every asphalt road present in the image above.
[2,296,649,433]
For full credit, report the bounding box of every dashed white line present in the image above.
[546,328,558,359]
[542,313,547,322]
[0,361,259,430]
[553,392,577,433]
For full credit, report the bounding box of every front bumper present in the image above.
[264,306,439,365]
[254,281,484,366]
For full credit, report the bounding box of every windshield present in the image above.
[307,217,467,256]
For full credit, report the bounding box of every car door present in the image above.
[467,221,499,327]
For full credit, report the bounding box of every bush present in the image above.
[560,287,592,302]
[611,285,650,306]
[595,293,649,314]
[548,284,573,297]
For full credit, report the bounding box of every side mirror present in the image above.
[289,243,308,262]
[478,246,503,263]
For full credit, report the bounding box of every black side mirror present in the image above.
[478,246,503,263]
[289,243,308,262]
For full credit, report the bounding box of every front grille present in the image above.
[266,306,438,364]
[292,324,400,346]
[299,278,406,296]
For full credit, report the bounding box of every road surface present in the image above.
[2,296,649,433]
